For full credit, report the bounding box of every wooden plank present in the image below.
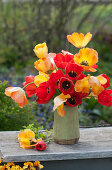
[0,127,112,162]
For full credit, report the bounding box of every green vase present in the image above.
[53,105,80,144]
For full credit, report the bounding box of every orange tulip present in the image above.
[89,75,107,95]
[74,48,98,72]
[5,87,28,108]
[34,58,52,73]
[92,83,104,96]
[67,32,92,48]
[75,75,90,94]
[34,52,56,73]
[75,75,107,96]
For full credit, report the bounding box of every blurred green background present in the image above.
[0,0,112,131]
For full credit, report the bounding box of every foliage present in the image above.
[30,101,54,130]
[91,33,112,64]
[22,123,53,143]
[0,81,35,131]
[22,123,46,140]
[79,98,112,127]
[0,0,72,68]
[0,80,54,131]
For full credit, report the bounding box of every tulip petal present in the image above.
[97,75,107,85]
[74,48,98,72]
[92,83,104,96]
[5,87,21,96]
[67,32,92,48]
[75,77,90,94]
[34,72,49,87]
[53,93,70,111]
[89,76,100,86]
[82,32,92,47]
[18,129,36,149]
[5,87,28,108]
[57,104,65,117]
[34,58,51,73]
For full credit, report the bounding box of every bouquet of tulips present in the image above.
[5,32,112,117]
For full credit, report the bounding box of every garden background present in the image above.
[0,0,112,131]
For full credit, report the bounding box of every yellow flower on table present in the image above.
[18,129,37,149]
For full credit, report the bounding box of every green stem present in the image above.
[87,95,98,99]
[44,137,53,144]
[23,82,34,89]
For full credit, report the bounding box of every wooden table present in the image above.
[0,127,112,170]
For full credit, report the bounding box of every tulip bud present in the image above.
[35,141,47,151]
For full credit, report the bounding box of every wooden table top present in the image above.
[0,127,112,162]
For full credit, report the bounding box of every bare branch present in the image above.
[93,14,112,37]
[91,4,108,33]
[76,3,97,31]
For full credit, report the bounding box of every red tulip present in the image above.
[36,81,55,104]
[58,77,74,95]
[35,141,47,151]
[54,53,74,69]
[49,70,65,88]
[98,89,112,107]
[23,75,36,97]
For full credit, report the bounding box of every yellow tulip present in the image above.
[18,129,36,149]
[34,72,49,87]
[33,42,48,59]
